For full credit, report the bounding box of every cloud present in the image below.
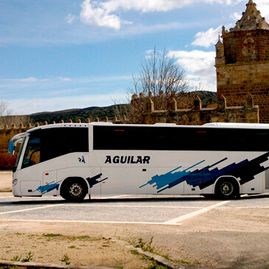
[168,50,216,91]
[103,0,191,13]
[79,0,269,31]
[143,48,216,92]
[66,14,76,24]
[192,26,221,48]
[256,0,269,19]
[231,12,241,21]
[231,1,269,22]
[80,0,121,30]
[79,0,241,30]
[58,76,72,82]
[18,77,40,83]
[103,0,240,13]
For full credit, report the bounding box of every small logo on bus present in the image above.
[78,155,86,164]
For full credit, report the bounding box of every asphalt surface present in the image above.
[0,193,269,225]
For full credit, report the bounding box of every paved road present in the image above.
[0,193,269,225]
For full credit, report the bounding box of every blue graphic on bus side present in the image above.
[141,152,269,192]
[36,182,60,194]
[36,173,108,195]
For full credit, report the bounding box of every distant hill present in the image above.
[194,91,218,106]
[29,91,217,124]
[30,104,130,124]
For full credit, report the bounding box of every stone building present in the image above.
[216,0,269,122]
[128,0,268,125]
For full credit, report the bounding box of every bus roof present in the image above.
[26,123,89,133]
[24,121,269,133]
[203,122,269,129]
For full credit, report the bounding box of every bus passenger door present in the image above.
[19,136,43,196]
[19,165,42,196]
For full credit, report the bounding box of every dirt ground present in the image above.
[0,206,269,269]
[0,171,12,192]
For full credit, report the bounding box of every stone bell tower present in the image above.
[216,0,269,123]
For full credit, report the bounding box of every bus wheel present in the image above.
[215,178,239,199]
[61,178,87,202]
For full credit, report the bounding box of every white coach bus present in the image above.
[8,122,269,201]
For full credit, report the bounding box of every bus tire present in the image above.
[215,177,239,199]
[60,178,88,202]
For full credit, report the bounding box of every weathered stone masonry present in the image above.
[216,0,269,123]
[130,93,259,125]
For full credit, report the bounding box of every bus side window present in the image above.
[22,137,41,168]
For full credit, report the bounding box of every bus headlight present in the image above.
[12,179,18,186]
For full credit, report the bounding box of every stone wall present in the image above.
[216,55,269,123]
[0,126,27,170]
[130,93,259,125]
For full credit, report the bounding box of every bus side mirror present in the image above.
[8,140,15,155]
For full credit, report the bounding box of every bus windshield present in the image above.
[22,136,41,168]
[8,133,27,172]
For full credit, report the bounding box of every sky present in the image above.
[0,0,269,115]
